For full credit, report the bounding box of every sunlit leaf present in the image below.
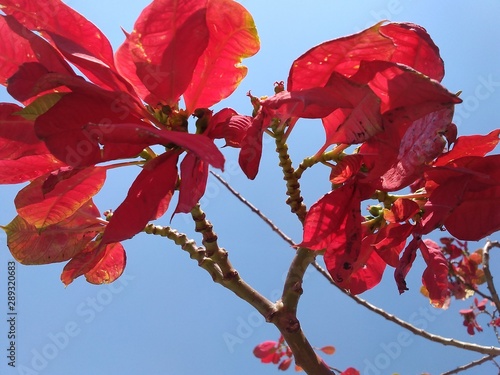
[174,153,208,214]
[0,0,115,68]
[0,154,64,184]
[15,167,106,228]
[288,22,443,91]
[116,0,208,105]
[3,200,102,264]
[15,93,64,121]
[184,0,260,112]
[101,151,179,244]
[420,239,450,308]
[35,92,148,167]
[0,15,74,89]
[84,242,126,285]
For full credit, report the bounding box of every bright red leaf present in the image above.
[101,151,179,244]
[174,153,209,214]
[14,167,106,229]
[420,239,450,308]
[83,242,127,285]
[288,22,443,92]
[34,92,150,167]
[183,0,259,111]
[0,0,117,75]
[299,183,362,251]
[3,200,102,264]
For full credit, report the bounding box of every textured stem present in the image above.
[274,128,307,223]
[483,240,500,312]
[270,247,332,374]
[440,354,498,375]
[144,223,276,319]
[312,261,500,356]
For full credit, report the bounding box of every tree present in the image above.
[0,1,499,374]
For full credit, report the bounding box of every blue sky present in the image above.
[1,1,500,374]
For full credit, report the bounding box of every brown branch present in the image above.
[311,261,500,356]
[482,240,500,312]
[271,247,333,374]
[440,354,497,375]
[144,223,276,318]
[274,127,307,223]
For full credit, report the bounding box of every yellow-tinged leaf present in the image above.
[15,166,106,228]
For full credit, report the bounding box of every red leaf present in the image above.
[84,242,126,285]
[351,61,460,114]
[253,341,277,358]
[278,358,292,371]
[0,154,65,184]
[319,73,382,148]
[288,22,443,91]
[434,128,500,166]
[0,0,115,70]
[423,155,500,239]
[85,122,225,170]
[46,32,132,93]
[34,92,149,167]
[239,110,266,180]
[319,346,335,355]
[361,106,455,190]
[174,153,209,214]
[115,0,207,105]
[3,200,102,265]
[207,109,252,147]
[183,0,260,111]
[394,236,420,294]
[101,151,179,244]
[0,15,74,88]
[325,236,386,294]
[444,184,500,241]
[420,239,450,308]
[288,23,396,91]
[135,9,209,106]
[330,154,363,184]
[60,240,102,286]
[299,183,361,251]
[341,368,360,375]
[378,22,444,81]
[373,223,412,267]
[14,167,106,229]
[390,198,420,222]
[0,103,50,160]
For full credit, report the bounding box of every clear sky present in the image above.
[1,1,500,374]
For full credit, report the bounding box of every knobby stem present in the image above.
[483,240,500,312]
[274,127,307,223]
[144,209,333,374]
[272,247,334,374]
[143,222,275,318]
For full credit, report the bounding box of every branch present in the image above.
[311,261,500,356]
[274,126,307,223]
[143,223,276,319]
[440,354,498,375]
[210,171,295,247]
[272,247,333,374]
[482,240,500,312]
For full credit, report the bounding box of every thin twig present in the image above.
[210,171,296,247]
[310,262,500,356]
[483,240,500,312]
[440,354,497,375]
